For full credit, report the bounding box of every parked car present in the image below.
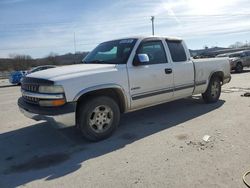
[26,65,56,75]
[18,36,231,141]
[9,65,56,85]
[217,50,250,73]
[9,71,26,85]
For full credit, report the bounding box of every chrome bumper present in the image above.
[19,106,75,128]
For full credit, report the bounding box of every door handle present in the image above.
[165,68,172,74]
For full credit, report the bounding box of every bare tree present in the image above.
[45,52,58,65]
[229,41,245,48]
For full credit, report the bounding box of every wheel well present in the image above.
[76,88,126,114]
[211,71,224,83]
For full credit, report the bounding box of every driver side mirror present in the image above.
[133,54,149,66]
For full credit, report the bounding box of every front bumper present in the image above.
[18,97,76,128]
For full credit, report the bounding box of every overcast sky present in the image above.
[0,0,250,58]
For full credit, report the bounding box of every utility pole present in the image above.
[151,16,155,36]
[74,32,76,63]
[74,32,76,54]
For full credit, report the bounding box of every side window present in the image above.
[166,40,187,62]
[40,67,47,71]
[137,41,168,65]
[245,51,250,57]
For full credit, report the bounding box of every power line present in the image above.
[0,14,248,34]
[0,20,149,35]
[0,13,249,27]
[157,13,250,18]
[0,42,98,51]
[1,13,250,53]
[0,13,248,34]
[0,17,149,27]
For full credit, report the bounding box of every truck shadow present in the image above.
[0,97,225,187]
[231,69,250,74]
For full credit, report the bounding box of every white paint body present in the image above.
[27,36,231,112]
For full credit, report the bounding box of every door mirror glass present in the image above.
[138,54,149,63]
[133,54,149,66]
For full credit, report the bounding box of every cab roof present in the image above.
[114,35,183,42]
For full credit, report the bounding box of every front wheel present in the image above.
[77,96,120,141]
[202,77,221,103]
[235,62,243,73]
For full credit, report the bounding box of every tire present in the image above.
[77,96,120,141]
[202,76,221,103]
[235,62,243,73]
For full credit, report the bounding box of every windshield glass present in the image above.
[83,39,137,64]
[229,53,241,58]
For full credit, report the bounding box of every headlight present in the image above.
[39,85,64,94]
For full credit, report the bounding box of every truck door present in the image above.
[128,39,174,109]
[165,40,195,99]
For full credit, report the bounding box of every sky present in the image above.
[0,0,250,58]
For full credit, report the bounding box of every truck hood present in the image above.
[27,64,117,81]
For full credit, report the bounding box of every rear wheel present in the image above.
[235,62,243,73]
[202,76,221,103]
[77,96,120,141]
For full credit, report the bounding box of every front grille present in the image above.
[23,95,39,105]
[21,77,54,105]
[21,84,40,104]
[22,84,39,92]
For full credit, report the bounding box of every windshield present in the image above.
[83,39,137,64]
[229,53,241,58]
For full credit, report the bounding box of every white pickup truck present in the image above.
[18,36,231,141]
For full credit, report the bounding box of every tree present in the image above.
[8,54,34,70]
[229,41,245,48]
[203,45,209,50]
[45,52,58,65]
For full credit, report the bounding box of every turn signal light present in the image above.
[39,99,66,107]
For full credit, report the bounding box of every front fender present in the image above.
[73,84,129,112]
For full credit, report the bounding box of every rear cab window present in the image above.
[166,40,187,62]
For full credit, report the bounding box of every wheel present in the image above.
[202,76,221,103]
[235,62,243,73]
[77,96,120,141]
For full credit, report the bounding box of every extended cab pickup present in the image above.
[18,36,231,141]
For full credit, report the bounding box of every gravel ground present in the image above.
[0,70,250,188]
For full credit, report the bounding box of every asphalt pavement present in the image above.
[0,70,250,188]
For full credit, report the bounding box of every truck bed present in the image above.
[192,58,230,94]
